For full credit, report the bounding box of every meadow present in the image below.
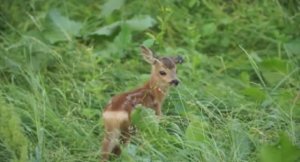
[0,0,300,162]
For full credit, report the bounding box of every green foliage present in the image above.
[43,9,83,43]
[0,99,28,162]
[259,133,300,162]
[185,115,208,142]
[0,0,300,161]
[131,106,159,133]
[101,0,125,17]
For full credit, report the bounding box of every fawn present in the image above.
[101,45,183,161]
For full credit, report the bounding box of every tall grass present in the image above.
[1,0,300,162]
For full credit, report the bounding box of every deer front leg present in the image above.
[154,103,162,116]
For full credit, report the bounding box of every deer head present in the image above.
[141,45,184,88]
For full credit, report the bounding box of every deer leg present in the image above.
[154,104,162,116]
[112,145,121,156]
[101,135,112,161]
[108,123,131,157]
[120,123,131,145]
[101,129,121,161]
[101,111,129,161]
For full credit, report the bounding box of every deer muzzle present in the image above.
[170,79,179,86]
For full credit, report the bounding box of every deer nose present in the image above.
[170,80,179,86]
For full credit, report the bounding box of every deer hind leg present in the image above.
[101,111,129,161]
[101,129,120,161]
[111,121,131,156]
[120,122,131,145]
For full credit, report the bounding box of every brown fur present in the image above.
[160,57,175,69]
[101,46,183,161]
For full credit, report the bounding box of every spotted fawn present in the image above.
[101,45,184,161]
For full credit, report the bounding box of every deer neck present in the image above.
[146,74,169,98]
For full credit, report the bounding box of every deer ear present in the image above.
[173,56,184,64]
[140,45,159,64]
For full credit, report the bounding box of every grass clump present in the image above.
[0,99,28,162]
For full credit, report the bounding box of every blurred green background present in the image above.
[0,0,300,162]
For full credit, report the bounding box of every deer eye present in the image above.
[159,71,166,76]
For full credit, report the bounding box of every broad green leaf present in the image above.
[114,24,132,52]
[125,15,156,31]
[91,15,155,36]
[284,39,300,55]
[259,133,300,162]
[260,58,288,73]
[261,71,285,86]
[49,9,82,37]
[91,21,120,36]
[185,116,208,142]
[43,9,82,43]
[142,39,155,47]
[242,87,266,102]
[101,0,125,17]
[259,58,288,86]
[43,28,68,44]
